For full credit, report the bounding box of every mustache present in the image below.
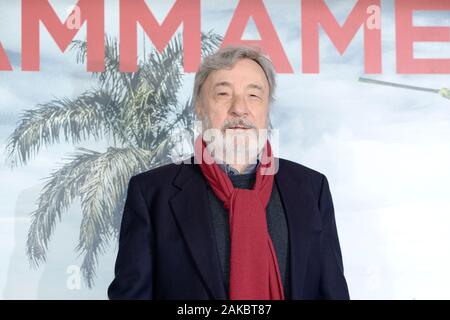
[221,118,257,131]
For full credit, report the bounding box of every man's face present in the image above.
[196,58,270,132]
[195,58,270,163]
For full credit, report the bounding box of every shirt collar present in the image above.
[217,158,260,176]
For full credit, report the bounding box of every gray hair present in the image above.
[193,45,277,108]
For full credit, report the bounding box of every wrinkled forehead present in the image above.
[205,59,270,92]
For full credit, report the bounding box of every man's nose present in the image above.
[228,94,249,117]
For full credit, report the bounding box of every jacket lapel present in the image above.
[275,159,322,299]
[169,159,228,300]
[169,157,321,300]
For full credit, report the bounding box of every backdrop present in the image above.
[1,0,449,299]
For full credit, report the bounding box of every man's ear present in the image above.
[195,101,203,120]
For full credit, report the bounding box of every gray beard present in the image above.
[200,116,268,166]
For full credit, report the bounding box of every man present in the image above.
[108,45,349,300]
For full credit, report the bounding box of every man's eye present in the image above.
[218,92,229,96]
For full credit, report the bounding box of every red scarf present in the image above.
[194,135,284,300]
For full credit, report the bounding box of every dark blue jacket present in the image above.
[108,157,350,300]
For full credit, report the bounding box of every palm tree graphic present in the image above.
[5,31,222,288]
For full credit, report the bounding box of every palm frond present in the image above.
[75,146,153,287]
[200,30,223,58]
[71,37,120,87]
[26,148,101,266]
[5,90,112,167]
[121,34,185,148]
[26,146,152,286]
